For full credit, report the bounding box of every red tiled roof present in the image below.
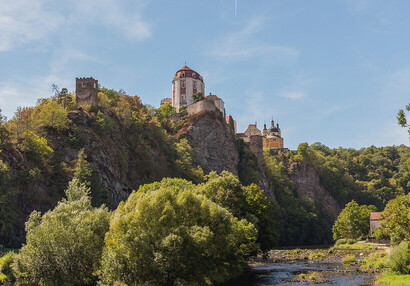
[370,212,382,220]
[177,65,194,72]
[236,133,247,138]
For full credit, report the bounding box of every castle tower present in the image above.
[76,77,98,107]
[172,65,205,110]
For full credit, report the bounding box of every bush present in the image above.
[343,255,356,263]
[19,179,110,285]
[99,184,257,286]
[0,252,18,283]
[96,111,115,136]
[387,241,410,274]
[20,131,53,162]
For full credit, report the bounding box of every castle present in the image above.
[75,77,98,107]
[237,119,284,150]
[76,65,284,151]
[161,65,225,116]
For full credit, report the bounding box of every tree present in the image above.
[397,102,410,139]
[155,103,176,128]
[36,101,68,130]
[0,109,11,146]
[199,171,278,252]
[378,193,410,244]
[99,183,257,286]
[73,149,92,186]
[332,200,377,240]
[192,92,204,102]
[19,178,110,285]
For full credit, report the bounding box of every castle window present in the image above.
[193,81,197,89]
[192,73,196,78]
[94,83,96,88]
[181,81,185,88]
[82,83,85,87]
[182,72,185,77]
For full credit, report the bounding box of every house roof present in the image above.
[177,65,194,72]
[236,133,247,138]
[370,212,382,220]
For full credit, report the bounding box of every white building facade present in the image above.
[172,65,205,110]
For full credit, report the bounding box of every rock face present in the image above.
[183,111,239,176]
[249,135,275,200]
[290,161,341,218]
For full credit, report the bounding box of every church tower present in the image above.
[172,65,205,110]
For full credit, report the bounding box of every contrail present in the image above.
[235,0,237,16]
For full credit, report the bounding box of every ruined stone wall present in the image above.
[76,77,98,107]
[186,99,217,115]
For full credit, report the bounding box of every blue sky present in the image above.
[0,0,409,149]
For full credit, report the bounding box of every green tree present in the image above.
[379,193,410,244]
[100,183,257,286]
[332,200,377,240]
[397,102,410,138]
[200,171,278,252]
[19,178,110,286]
[20,131,53,163]
[0,109,11,146]
[155,103,176,128]
[73,149,92,186]
[192,92,204,102]
[36,101,69,129]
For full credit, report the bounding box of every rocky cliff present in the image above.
[182,111,240,176]
[290,161,342,218]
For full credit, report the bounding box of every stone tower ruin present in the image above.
[76,77,98,107]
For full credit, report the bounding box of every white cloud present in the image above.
[0,0,62,51]
[207,17,299,61]
[279,91,307,100]
[70,0,151,40]
[0,0,151,52]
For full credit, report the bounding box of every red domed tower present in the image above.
[172,65,205,110]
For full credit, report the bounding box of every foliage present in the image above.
[264,150,334,246]
[397,102,410,139]
[20,131,53,162]
[228,115,235,132]
[100,183,257,286]
[375,273,410,286]
[359,251,387,272]
[155,103,176,128]
[386,241,410,274]
[0,252,19,283]
[95,111,115,137]
[192,92,205,102]
[235,137,259,186]
[199,171,278,252]
[36,100,69,130]
[332,200,377,240]
[173,138,204,182]
[378,193,410,244]
[342,255,356,263]
[19,179,110,285]
[335,242,378,250]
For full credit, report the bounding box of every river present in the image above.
[224,253,376,285]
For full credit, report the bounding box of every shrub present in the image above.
[343,255,356,263]
[99,184,257,286]
[299,273,306,279]
[0,252,18,283]
[387,241,410,274]
[36,101,68,130]
[20,131,53,162]
[96,111,114,136]
[19,179,110,285]
[309,274,316,280]
[309,253,326,259]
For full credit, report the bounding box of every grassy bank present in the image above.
[375,273,410,286]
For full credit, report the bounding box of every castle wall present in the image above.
[186,99,217,115]
[76,77,98,107]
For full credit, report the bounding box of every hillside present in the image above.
[0,88,408,248]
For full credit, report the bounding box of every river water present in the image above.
[225,258,375,286]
